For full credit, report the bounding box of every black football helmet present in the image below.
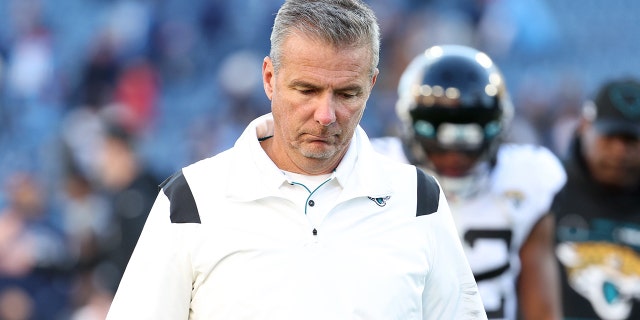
[396,44,513,166]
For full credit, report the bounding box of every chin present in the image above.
[303,151,334,160]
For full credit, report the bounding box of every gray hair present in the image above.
[269,0,380,77]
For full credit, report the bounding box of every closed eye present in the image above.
[299,88,316,95]
[339,92,359,99]
[336,85,363,100]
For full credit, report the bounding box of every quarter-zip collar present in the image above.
[225,113,394,202]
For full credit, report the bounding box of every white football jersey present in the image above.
[372,137,566,320]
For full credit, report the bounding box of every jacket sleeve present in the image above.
[421,186,488,319]
[106,181,197,319]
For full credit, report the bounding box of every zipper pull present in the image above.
[312,228,318,236]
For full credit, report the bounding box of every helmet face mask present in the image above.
[413,120,484,151]
[396,45,513,178]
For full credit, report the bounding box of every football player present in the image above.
[373,44,566,320]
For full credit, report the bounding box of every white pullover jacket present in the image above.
[106,113,486,320]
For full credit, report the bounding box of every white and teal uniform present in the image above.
[372,136,566,320]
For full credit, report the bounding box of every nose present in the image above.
[314,94,337,126]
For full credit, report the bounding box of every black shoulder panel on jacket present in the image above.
[160,170,201,224]
[416,167,440,216]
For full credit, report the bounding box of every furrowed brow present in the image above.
[290,79,318,89]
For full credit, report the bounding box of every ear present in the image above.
[370,68,379,88]
[262,56,274,100]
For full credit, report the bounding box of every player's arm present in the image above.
[517,213,562,320]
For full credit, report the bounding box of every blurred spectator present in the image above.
[112,57,159,135]
[4,0,53,101]
[59,104,109,184]
[54,160,114,318]
[57,167,111,272]
[0,286,34,320]
[71,33,121,111]
[0,172,71,319]
[93,122,161,294]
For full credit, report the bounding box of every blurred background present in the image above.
[0,0,638,319]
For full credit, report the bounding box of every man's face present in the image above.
[581,122,640,188]
[262,32,378,174]
[416,131,485,178]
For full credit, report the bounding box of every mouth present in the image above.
[304,131,337,142]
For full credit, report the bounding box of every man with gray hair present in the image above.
[106,1,486,319]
